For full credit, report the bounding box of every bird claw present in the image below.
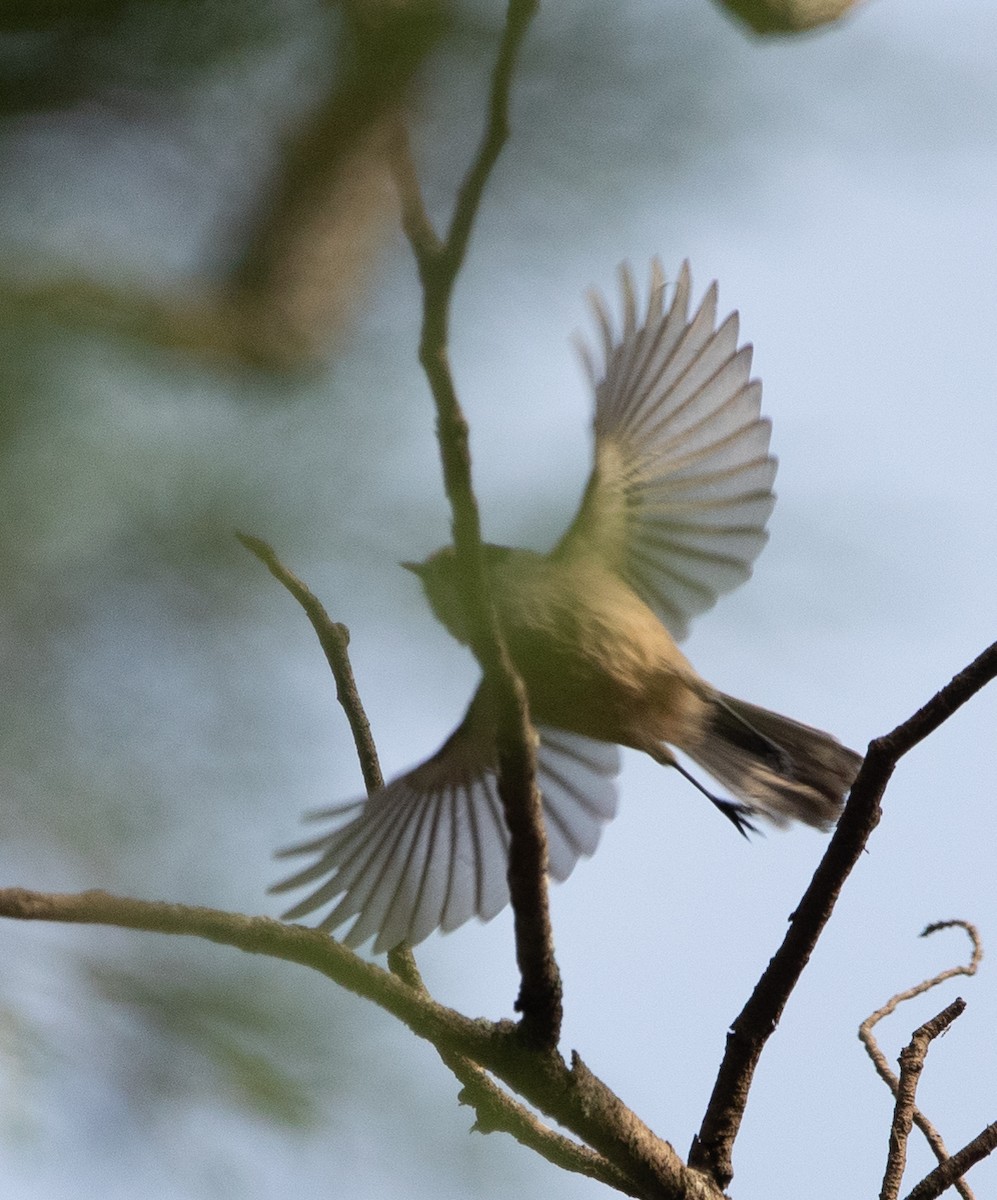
[710,796,761,839]
[670,760,761,838]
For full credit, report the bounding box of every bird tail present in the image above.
[684,692,863,829]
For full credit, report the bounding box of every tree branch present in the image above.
[1,2,447,370]
[236,532,420,983]
[390,0,561,1050]
[905,1123,997,1200]
[690,639,997,1189]
[860,921,982,1200]
[236,533,382,794]
[441,0,537,275]
[0,887,720,1200]
[881,998,968,1200]
[234,452,635,1184]
[435,1046,640,1196]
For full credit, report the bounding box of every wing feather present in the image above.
[556,260,776,640]
[271,707,620,952]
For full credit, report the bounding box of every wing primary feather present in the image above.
[600,261,693,434]
[374,786,444,951]
[283,785,417,923]
[608,262,667,424]
[574,334,598,385]
[588,288,615,368]
[334,789,431,939]
[620,262,638,337]
[339,791,437,945]
[637,345,753,451]
[477,774,512,921]
[631,313,742,441]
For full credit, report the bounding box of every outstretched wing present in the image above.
[555,260,777,641]
[271,698,620,954]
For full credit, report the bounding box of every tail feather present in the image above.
[685,693,863,830]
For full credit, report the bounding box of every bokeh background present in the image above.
[1,0,995,1196]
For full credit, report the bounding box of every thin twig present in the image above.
[238,536,629,1176]
[690,639,997,1189]
[905,1122,997,1200]
[442,0,538,274]
[882,998,968,1200]
[390,0,561,1049]
[0,887,717,1200]
[236,533,420,985]
[860,921,982,1200]
[236,533,383,795]
[435,1047,640,1196]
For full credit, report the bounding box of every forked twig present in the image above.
[237,533,420,983]
[436,1048,640,1196]
[860,921,982,1200]
[690,640,997,1189]
[881,997,967,1200]
[237,535,637,1183]
[390,0,562,1050]
[0,888,710,1200]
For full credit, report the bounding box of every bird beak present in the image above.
[401,561,423,576]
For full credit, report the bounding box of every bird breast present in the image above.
[490,551,710,749]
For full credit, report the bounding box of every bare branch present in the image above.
[435,1048,640,1196]
[390,0,560,1049]
[0,887,720,1200]
[882,998,968,1200]
[391,126,443,264]
[1,3,446,370]
[236,533,383,795]
[228,1,446,357]
[905,1123,997,1200]
[860,921,982,1200]
[236,532,420,986]
[690,640,997,1189]
[442,0,538,275]
[876,641,997,760]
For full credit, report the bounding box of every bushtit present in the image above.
[273,260,862,953]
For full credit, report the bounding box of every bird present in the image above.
[271,259,863,953]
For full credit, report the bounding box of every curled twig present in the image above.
[860,922,982,1200]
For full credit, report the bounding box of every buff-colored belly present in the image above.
[498,566,713,752]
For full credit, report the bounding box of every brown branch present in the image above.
[228,1,447,358]
[905,1122,997,1200]
[860,921,982,1200]
[2,3,446,371]
[441,0,536,275]
[236,532,419,985]
[236,533,383,795]
[435,1047,640,1196]
[690,639,997,1189]
[390,0,560,1050]
[0,887,721,1200]
[882,998,968,1200]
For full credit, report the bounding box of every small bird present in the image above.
[273,260,862,953]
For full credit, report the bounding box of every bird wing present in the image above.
[271,697,620,953]
[554,259,777,641]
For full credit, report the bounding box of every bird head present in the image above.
[402,546,470,643]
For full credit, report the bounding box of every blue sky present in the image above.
[1,0,995,1197]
